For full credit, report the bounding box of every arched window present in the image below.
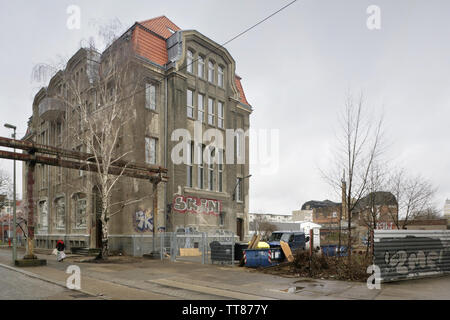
[55,196,65,229]
[38,200,48,230]
[187,50,193,73]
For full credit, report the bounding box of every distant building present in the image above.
[292,209,313,222]
[444,199,450,220]
[248,213,292,223]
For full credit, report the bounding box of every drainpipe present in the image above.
[164,75,168,232]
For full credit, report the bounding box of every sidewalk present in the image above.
[1,247,449,300]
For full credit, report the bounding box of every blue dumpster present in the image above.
[243,249,282,267]
[321,245,348,257]
[321,245,337,256]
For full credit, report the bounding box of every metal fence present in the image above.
[373,230,450,282]
[126,231,237,265]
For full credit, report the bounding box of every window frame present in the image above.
[186,50,194,73]
[218,66,224,87]
[145,136,157,165]
[145,83,156,110]
[187,89,194,118]
[208,98,215,126]
[197,93,205,123]
[208,61,215,83]
[218,101,224,129]
[198,56,205,78]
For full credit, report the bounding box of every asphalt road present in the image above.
[0,267,97,300]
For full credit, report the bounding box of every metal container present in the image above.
[373,230,450,282]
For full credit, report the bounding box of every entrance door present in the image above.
[236,218,243,241]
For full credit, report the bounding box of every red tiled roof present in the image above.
[132,25,168,66]
[139,16,181,39]
[235,75,250,106]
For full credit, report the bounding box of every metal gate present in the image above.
[373,230,450,282]
[156,231,236,265]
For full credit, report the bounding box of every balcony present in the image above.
[38,97,65,121]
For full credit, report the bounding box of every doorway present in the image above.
[236,218,243,241]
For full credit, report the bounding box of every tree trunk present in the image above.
[100,217,109,259]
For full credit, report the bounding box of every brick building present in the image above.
[22,16,252,253]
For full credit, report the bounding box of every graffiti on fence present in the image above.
[172,195,222,216]
[134,209,153,232]
[374,236,450,280]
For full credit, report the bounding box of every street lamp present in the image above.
[232,174,252,201]
[4,123,17,263]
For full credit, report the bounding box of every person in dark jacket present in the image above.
[56,240,66,262]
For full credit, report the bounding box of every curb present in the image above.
[0,262,108,300]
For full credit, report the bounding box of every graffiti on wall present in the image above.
[376,222,394,230]
[134,209,153,232]
[374,236,450,281]
[173,195,222,217]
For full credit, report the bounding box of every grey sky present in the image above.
[0,0,449,214]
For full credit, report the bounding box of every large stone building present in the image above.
[22,16,252,253]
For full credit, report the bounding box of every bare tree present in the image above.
[0,169,12,209]
[386,169,437,229]
[323,93,384,260]
[255,217,277,241]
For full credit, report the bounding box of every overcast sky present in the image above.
[0,0,449,215]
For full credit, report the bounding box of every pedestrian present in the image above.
[56,240,66,262]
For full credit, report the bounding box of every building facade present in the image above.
[444,199,450,221]
[22,16,252,253]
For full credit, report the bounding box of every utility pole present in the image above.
[4,123,17,264]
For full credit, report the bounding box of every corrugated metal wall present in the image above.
[374,230,450,282]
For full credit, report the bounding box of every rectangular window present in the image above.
[208,98,215,125]
[145,83,156,110]
[187,50,193,73]
[198,94,204,122]
[186,141,193,187]
[145,137,157,165]
[187,89,194,118]
[208,61,214,83]
[218,102,224,129]
[218,66,224,87]
[198,56,204,78]
[197,144,204,189]
[218,149,224,192]
[208,148,215,191]
[236,178,243,202]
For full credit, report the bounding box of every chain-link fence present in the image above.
[127,231,237,266]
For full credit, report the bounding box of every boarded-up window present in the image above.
[145,83,156,110]
[145,137,157,165]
